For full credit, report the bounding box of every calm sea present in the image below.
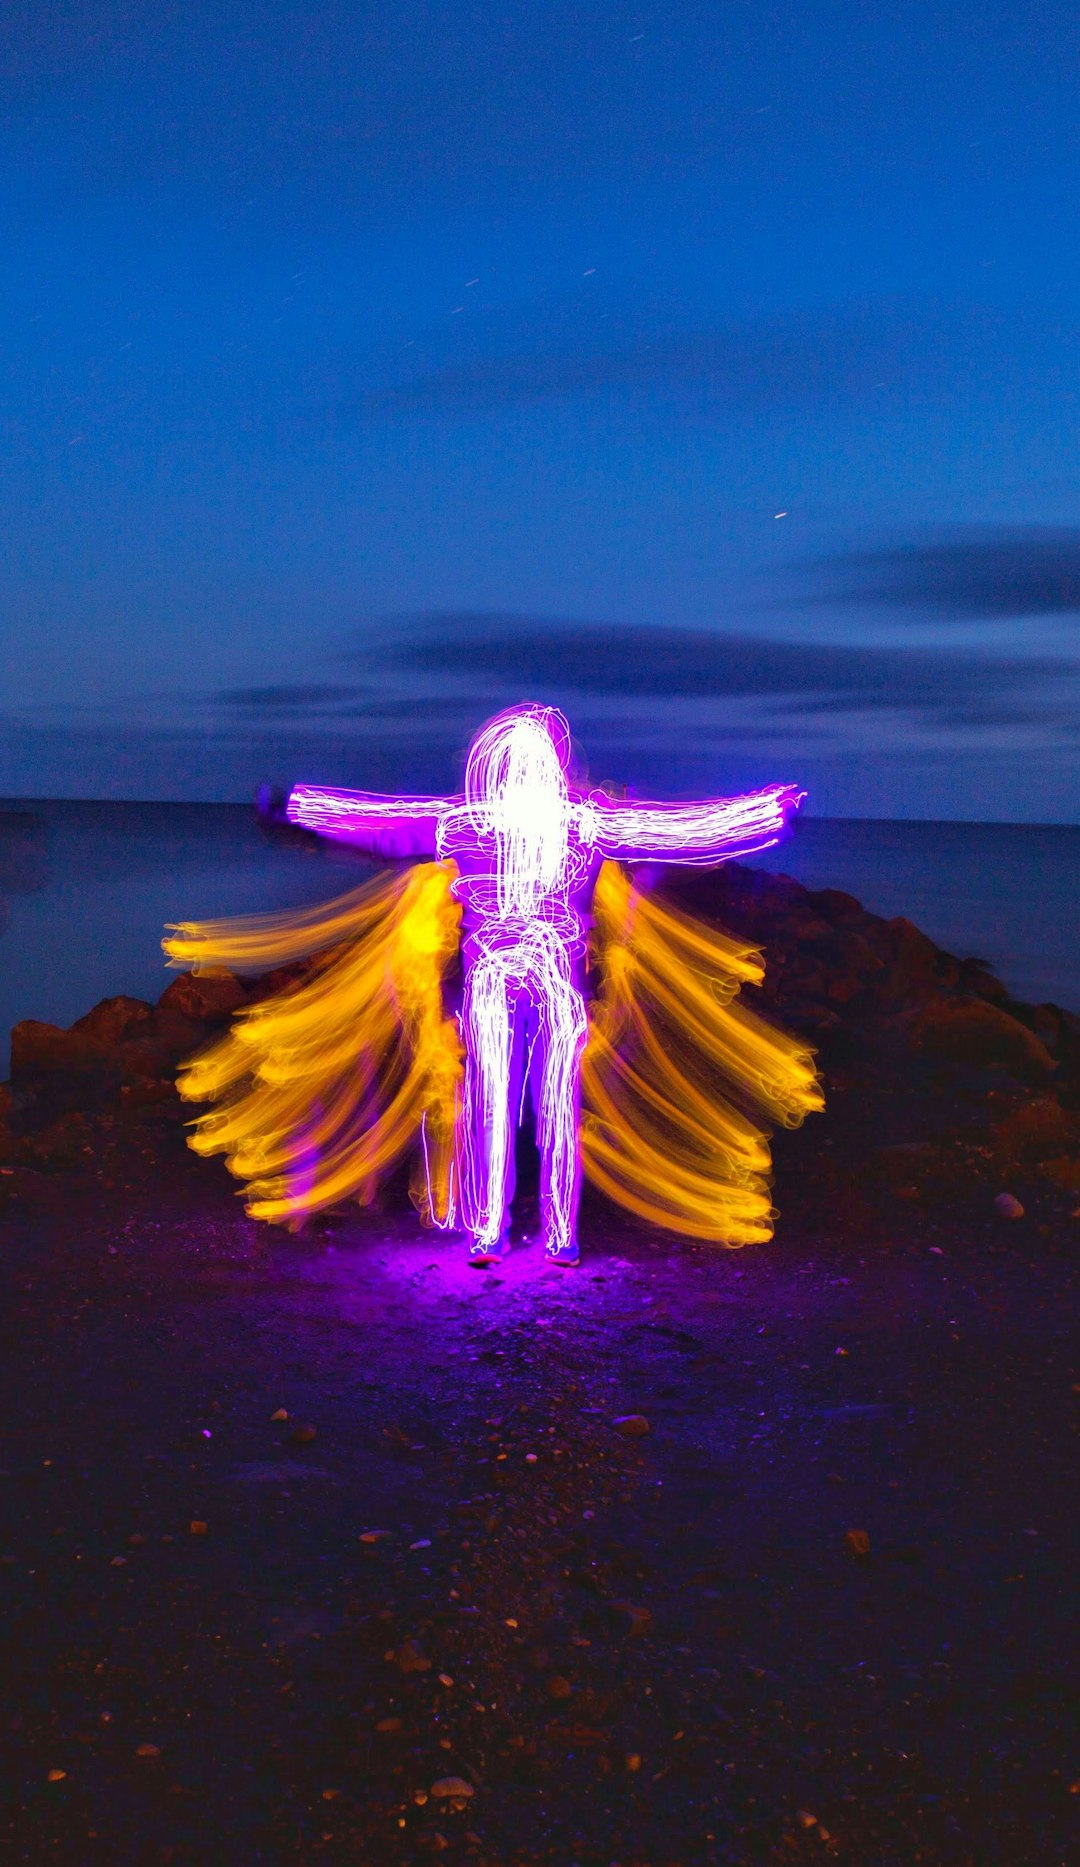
[1,801,1077,1054]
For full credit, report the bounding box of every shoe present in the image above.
[545,1239,580,1267]
[468,1235,508,1268]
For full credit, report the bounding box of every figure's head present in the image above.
[464,704,572,810]
[463,704,573,909]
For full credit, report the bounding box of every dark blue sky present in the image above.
[2,0,1078,816]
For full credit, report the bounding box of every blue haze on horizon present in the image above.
[1,1,1078,820]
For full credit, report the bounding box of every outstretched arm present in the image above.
[286,785,446,860]
[585,782,803,866]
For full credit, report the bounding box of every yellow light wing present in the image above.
[163,861,462,1226]
[580,861,823,1245]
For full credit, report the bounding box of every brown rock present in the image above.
[1027,1004,1065,1052]
[890,916,942,969]
[1039,1156,1080,1192]
[0,1083,16,1161]
[395,1638,432,1674]
[807,887,866,924]
[11,1020,105,1082]
[611,1414,650,1438]
[113,1041,171,1085]
[992,1097,1074,1161]
[909,997,1056,1081]
[878,917,948,1006]
[867,1141,940,1190]
[430,1776,474,1800]
[69,995,154,1048]
[609,1601,653,1636]
[27,1114,93,1167]
[786,913,834,945]
[143,1009,213,1067]
[546,1674,573,1700]
[9,1022,122,1120]
[9,995,201,1115]
[157,970,249,1023]
[248,961,312,1001]
[958,959,1010,1005]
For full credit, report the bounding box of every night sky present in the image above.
[2,1,1078,818]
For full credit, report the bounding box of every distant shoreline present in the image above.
[4,796,1080,828]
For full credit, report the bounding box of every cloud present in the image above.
[355,303,907,417]
[217,684,365,716]
[215,683,482,732]
[397,614,1071,723]
[802,526,1080,621]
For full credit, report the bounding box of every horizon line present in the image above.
[3,795,1080,832]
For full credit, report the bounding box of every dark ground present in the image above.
[1,864,1078,1865]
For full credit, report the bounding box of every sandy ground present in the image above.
[1,1097,1077,1867]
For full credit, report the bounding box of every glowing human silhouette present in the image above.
[279,704,806,1265]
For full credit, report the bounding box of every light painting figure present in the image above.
[165,705,822,1266]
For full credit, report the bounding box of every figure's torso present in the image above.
[436,798,602,971]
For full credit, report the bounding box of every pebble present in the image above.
[290,1423,317,1445]
[611,1601,653,1636]
[845,1528,871,1557]
[431,1776,474,1799]
[395,1638,432,1674]
[189,1520,208,1536]
[270,1407,288,1422]
[994,1192,1025,1219]
[612,1414,650,1438]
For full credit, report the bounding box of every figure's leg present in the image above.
[502,985,531,1218]
[534,963,589,1264]
[459,955,515,1259]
